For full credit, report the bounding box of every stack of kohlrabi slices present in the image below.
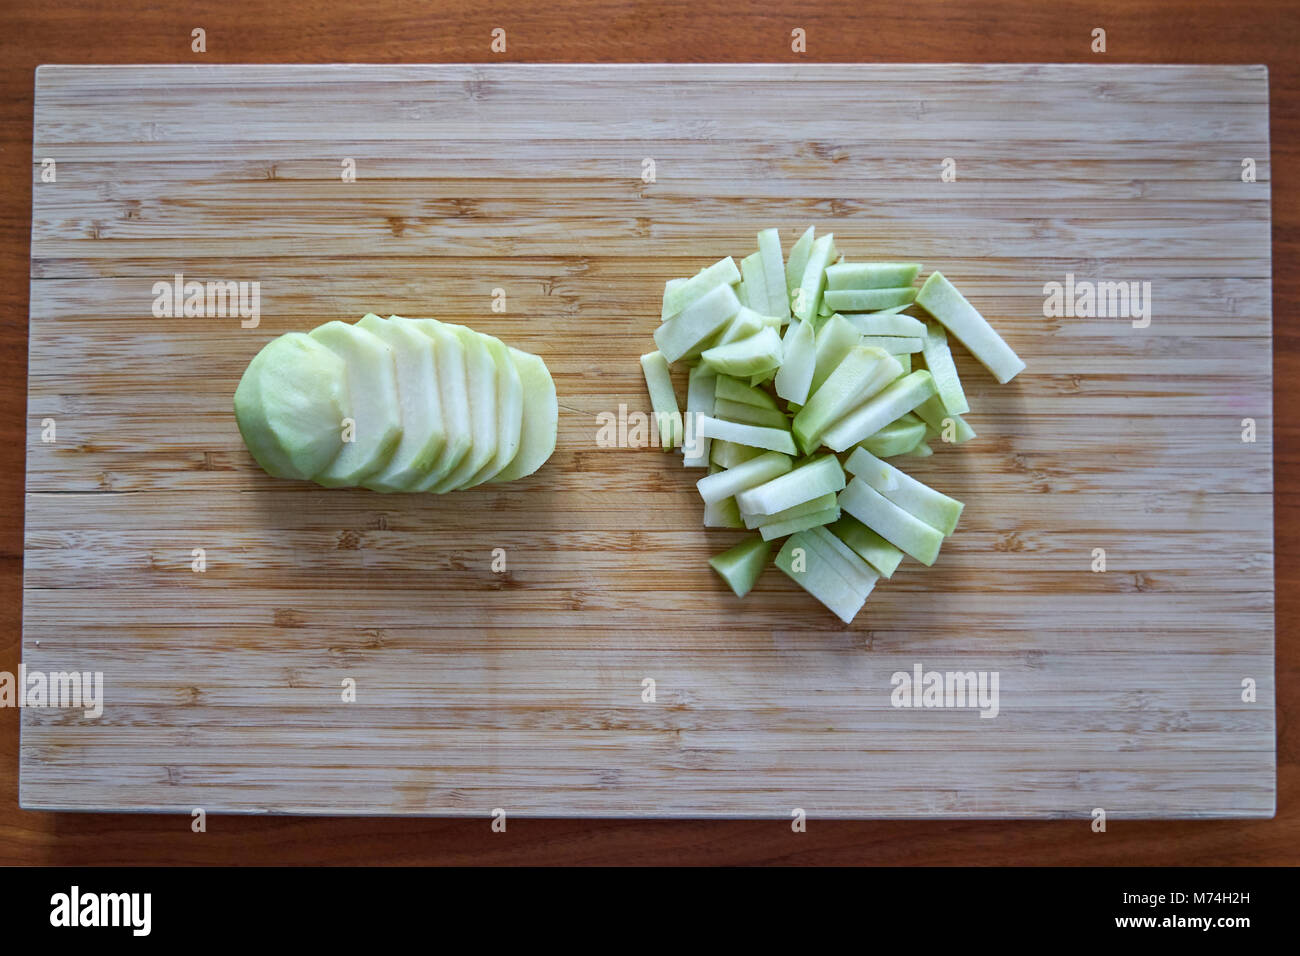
[641,227,1025,624]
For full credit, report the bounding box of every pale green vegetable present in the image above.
[734,454,846,516]
[662,256,742,319]
[775,531,869,624]
[918,320,971,416]
[653,283,742,363]
[710,439,765,469]
[696,415,798,455]
[823,287,918,312]
[737,251,762,309]
[463,333,524,487]
[784,226,816,299]
[858,413,927,458]
[309,320,403,487]
[793,233,836,321]
[858,335,923,354]
[709,537,771,597]
[661,278,687,320]
[682,363,717,468]
[809,313,860,394]
[915,271,1025,384]
[844,447,965,535]
[822,370,938,452]
[828,515,905,578]
[640,350,682,451]
[825,262,921,290]
[756,228,791,320]
[429,325,498,492]
[759,506,840,541]
[846,312,926,338]
[774,317,817,406]
[696,450,793,504]
[489,345,558,483]
[741,492,838,529]
[715,375,779,410]
[703,493,745,528]
[234,332,347,481]
[838,477,944,566]
[806,526,879,597]
[914,393,977,443]
[406,318,474,490]
[792,346,900,453]
[701,326,783,377]
[713,397,789,430]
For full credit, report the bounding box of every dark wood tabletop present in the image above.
[2,0,1295,866]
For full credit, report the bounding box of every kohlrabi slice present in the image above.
[784,226,816,300]
[715,375,779,410]
[806,525,879,597]
[903,440,934,458]
[759,506,840,541]
[696,415,797,455]
[750,369,776,387]
[737,251,761,309]
[429,325,497,492]
[793,233,835,322]
[914,393,977,443]
[792,346,901,453]
[357,314,447,492]
[708,536,771,597]
[838,477,944,566]
[640,349,682,451]
[756,228,792,321]
[682,363,717,468]
[234,332,347,481]
[741,491,838,529]
[703,490,745,528]
[774,317,817,406]
[662,256,742,319]
[489,345,557,483]
[823,287,917,313]
[654,283,742,363]
[896,352,912,375]
[700,326,783,378]
[461,333,524,487]
[713,397,789,430]
[809,313,860,394]
[825,262,921,290]
[846,312,927,338]
[821,370,937,452]
[828,514,905,578]
[734,453,845,517]
[661,278,687,320]
[918,320,971,415]
[914,271,1025,384]
[858,412,927,458]
[308,320,402,487]
[710,439,765,469]
[845,447,964,535]
[406,319,473,490]
[775,531,867,624]
[695,450,793,505]
[859,335,923,354]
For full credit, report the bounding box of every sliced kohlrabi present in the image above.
[708,536,771,597]
[915,271,1025,384]
[710,439,765,469]
[914,393,977,443]
[406,319,474,490]
[759,506,840,541]
[662,256,741,319]
[823,287,917,312]
[703,490,745,528]
[737,252,762,310]
[918,320,971,416]
[809,313,860,395]
[792,346,900,453]
[821,370,937,452]
[858,335,923,354]
[858,412,927,458]
[713,397,789,430]
[846,312,927,338]
[462,333,524,487]
[700,326,783,378]
[430,325,497,492]
[838,477,944,566]
[715,374,779,410]
[844,446,964,535]
[654,283,742,363]
[902,440,933,458]
[825,262,921,290]
[733,453,846,516]
[682,363,717,468]
[775,531,868,624]
[828,514,905,578]
[696,415,798,455]
[806,525,880,597]
[793,233,836,322]
[741,491,838,529]
[308,320,403,487]
[661,278,686,320]
[784,226,816,300]
[774,317,817,406]
[489,345,557,483]
[756,227,791,321]
[695,450,793,504]
[640,349,682,451]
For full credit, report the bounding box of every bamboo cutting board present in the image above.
[23,64,1274,818]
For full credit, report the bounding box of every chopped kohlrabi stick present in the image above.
[696,415,798,455]
[695,449,793,504]
[711,439,765,469]
[711,307,766,348]
[793,233,836,322]
[737,251,763,310]
[846,312,927,338]
[823,287,918,313]
[662,257,742,319]
[661,278,687,320]
[902,439,933,457]
[639,350,681,451]
[896,352,912,375]
[653,283,741,363]
[734,453,846,516]
[858,335,924,354]
[742,492,838,529]
[756,228,791,321]
[700,326,783,378]
[807,525,880,597]
[784,226,816,299]
[715,375,779,410]
[713,396,789,430]
[821,370,937,452]
[844,447,964,535]
[750,369,776,387]
[914,393,976,443]
[858,413,927,458]
[759,506,840,541]
[838,477,944,566]
[825,262,921,291]
[914,271,1025,384]
[774,318,817,406]
[708,536,771,597]
[918,320,971,416]
[828,514,905,578]
[792,346,900,452]
[703,493,745,528]
[682,363,717,468]
[775,531,868,624]
[809,313,860,395]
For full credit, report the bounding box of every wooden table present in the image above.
[2,0,1296,864]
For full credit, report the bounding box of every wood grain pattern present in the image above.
[22,63,1273,819]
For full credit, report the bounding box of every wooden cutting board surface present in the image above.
[23,64,1274,817]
